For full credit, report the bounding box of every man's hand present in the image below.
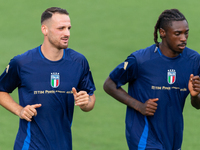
[72,87,90,110]
[19,104,42,122]
[139,98,158,116]
[188,74,200,97]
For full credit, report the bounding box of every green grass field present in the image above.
[0,0,200,149]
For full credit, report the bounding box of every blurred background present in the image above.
[0,0,200,149]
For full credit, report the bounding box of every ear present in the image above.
[41,24,48,36]
[159,28,166,39]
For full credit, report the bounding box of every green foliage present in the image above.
[0,0,200,149]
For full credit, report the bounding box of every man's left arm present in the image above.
[188,74,200,109]
[72,87,95,112]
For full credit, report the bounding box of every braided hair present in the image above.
[154,9,187,47]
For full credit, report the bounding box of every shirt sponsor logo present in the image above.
[51,73,60,88]
[167,69,176,84]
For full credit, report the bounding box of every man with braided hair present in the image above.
[104,9,200,149]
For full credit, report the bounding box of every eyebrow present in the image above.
[57,25,72,28]
[174,28,189,32]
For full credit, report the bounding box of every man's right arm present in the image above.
[0,91,41,121]
[103,77,158,116]
[0,91,23,116]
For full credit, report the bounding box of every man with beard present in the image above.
[103,9,200,149]
[0,7,96,150]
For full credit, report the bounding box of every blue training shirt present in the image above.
[109,44,200,150]
[0,45,96,150]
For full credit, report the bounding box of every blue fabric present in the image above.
[22,122,31,150]
[138,117,148,150]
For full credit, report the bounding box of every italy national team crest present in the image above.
[51,73,60,88]
[167,69,176,84]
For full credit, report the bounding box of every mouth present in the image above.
[61,38,69,43]
[178,43,186,50]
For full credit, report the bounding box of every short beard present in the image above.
[48,37,68,50]
[57,44,68,50]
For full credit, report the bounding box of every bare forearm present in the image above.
[0,91,22,116]
[103,77,142,112]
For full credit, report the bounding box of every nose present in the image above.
[180,34,187,42]
[64,28,70,37]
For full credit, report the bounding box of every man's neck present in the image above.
[159,42,180,58]
[41,44,64,61]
